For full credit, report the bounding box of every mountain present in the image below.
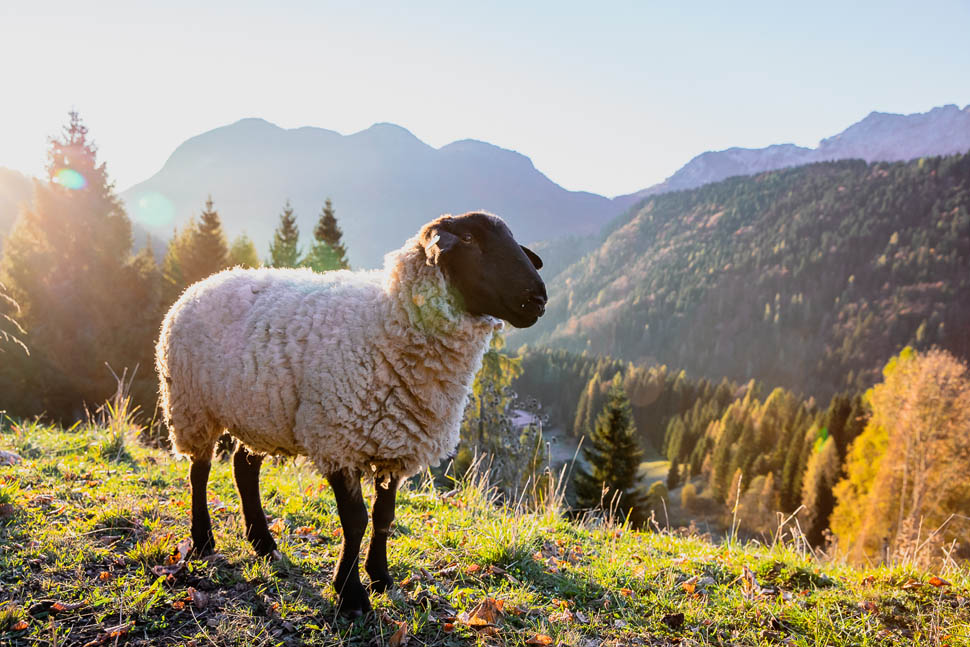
[121,119,619,268]
[815,104,970,162]
[0,167,32,241]
[511,153,970,399]
[615,104,970,209]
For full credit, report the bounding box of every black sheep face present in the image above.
[420,212,547,328]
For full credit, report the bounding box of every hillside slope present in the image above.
[513,153,970,398]
[0,422,966,645]
[121,119,618,268]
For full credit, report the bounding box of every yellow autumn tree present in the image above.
[830,348,970,564]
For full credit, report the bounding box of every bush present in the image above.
[681,482,698,511]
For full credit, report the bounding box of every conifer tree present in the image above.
[268,200,302,268]
[160,196,229,303]
[574,375,647,523]
[228,233,260,268]
[666,461,681,490]
[161,221,194,304]
[303,198,348,272]
[0,111,159,417]
[799,435,840,545]
[193,196,228,272]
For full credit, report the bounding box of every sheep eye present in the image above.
[460,233,473,244]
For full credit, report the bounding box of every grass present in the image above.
[0,421,967,646]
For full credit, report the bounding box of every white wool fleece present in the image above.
[155,238,502,479]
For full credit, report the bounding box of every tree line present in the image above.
[0,113,348,421]
[513,346,969,564]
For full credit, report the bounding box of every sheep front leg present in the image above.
[190,459,216,555]
[365,476,398,593]
[327,469,371,616]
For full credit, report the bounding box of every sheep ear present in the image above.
[424,230,459,266]
[521,245,543,270]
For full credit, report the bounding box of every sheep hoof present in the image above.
[191,535,216,557]
[270,550,283,561]
[336,586,371,618]
[368,576,393,594]
[250,534,279,558]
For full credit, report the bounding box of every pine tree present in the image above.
[0,111,159,417]
[192,196,228,273]
[666,461,681,490]
[160,196,230,303]
[161,221,195,304]
[303,198,348,272]
[799,435,840,546]
[268,200,302,268]
[228,233,260,268]
[574,375,646,523]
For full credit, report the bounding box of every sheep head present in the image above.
[419,212,546,329]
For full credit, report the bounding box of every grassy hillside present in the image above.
[1,421,967,646]
[514,153,970,399]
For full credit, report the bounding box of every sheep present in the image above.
[155,211,546,616]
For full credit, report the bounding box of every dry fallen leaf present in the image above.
[457,597,504,635]
[682,575,699,594]
[82,622,133,647]
[525,634,554,645]
[442,622,455,633]
[929,576,950,588]
[858,600,878,613]
[389,622,409,647]
[11,620,28,631]
[98,571,112,582]
[901,578,922,590]
[466,564,481,574]
[188,587,209,610]
[269,518,286,534]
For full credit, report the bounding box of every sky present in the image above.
[1,0,969,197]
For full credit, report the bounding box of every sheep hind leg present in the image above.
[190,459,216,556]
[232,445,279,558]
[327,469,371,617]
[364,476,398,593]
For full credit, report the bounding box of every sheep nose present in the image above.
[523,290,546,315]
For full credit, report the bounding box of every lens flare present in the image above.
[54,168,87,190]
[132,192,176,229]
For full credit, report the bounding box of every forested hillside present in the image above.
[514,154,970,398]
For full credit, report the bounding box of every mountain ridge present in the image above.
[614,103,970,208]
[122,118,619,267]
